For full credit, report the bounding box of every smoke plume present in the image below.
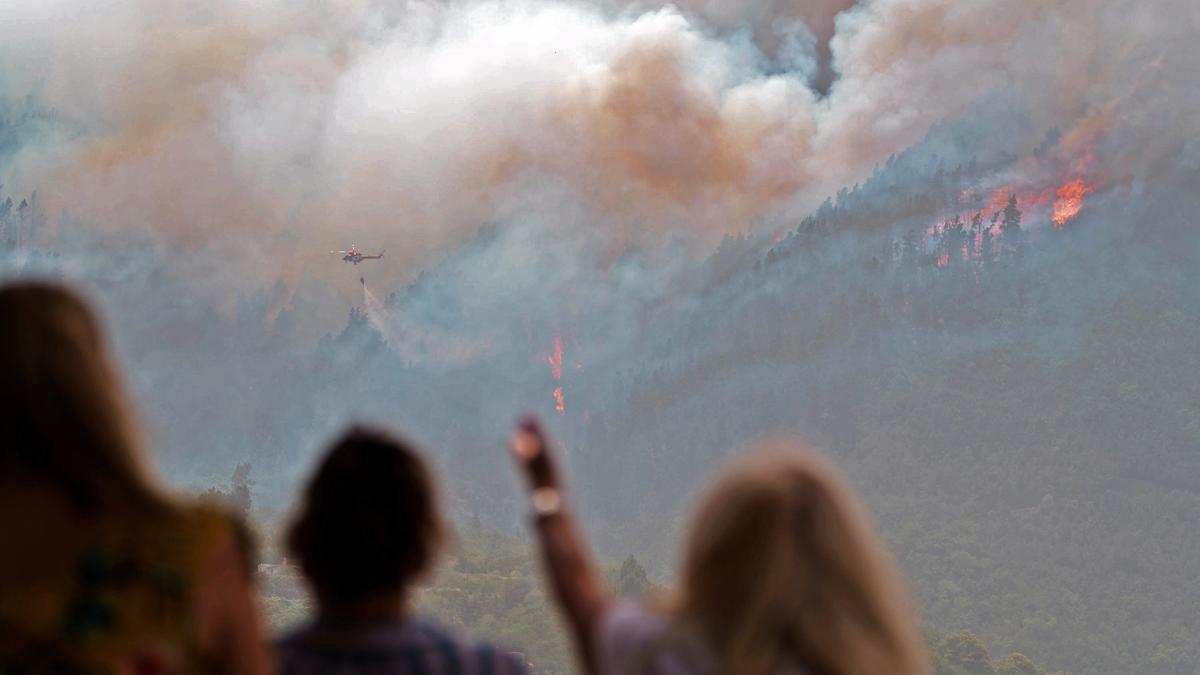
[0,0,1195,299]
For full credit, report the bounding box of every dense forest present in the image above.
[3,90,1198,674]
[243,510,1072,675]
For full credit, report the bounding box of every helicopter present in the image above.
[331,245,384,265]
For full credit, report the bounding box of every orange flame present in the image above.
[545,335,565,414]
[1052,178,1094,228]
[545,335,564,381]
[987,189,1012,212]
[988,187,1054,213]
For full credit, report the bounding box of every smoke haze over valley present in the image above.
[2,1,1198,672]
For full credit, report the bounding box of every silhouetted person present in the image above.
[0,281,272,673]
[510,417,929,675]
[278,427,528,674]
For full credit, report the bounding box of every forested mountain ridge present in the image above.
[561,134,1199,673]
[3,106,1197,673]
[251,520,1072,675]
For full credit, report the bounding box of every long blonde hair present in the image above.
[0,281,170,514]
[675,445,928,675]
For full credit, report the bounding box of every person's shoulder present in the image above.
[468,641,531,674]
[139,498,236,547]
[596,601,711,675]
[171,500,257,573]
[274,623,311,651]
[182,500,242,539]
[108,498,241,579]
[601,599,670,647]
[276,618,529,674]
[274,624,321,665]
[409,619,530,674]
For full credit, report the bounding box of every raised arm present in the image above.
[510,416,611,674]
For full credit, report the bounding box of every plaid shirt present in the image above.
[277,618,529,675]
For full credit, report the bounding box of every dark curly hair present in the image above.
[286,426,446,603]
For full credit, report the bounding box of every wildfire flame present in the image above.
[928,132,1101,265]
[1052,178,1094,228]
[546,335,564,381]
[546,335,565,414]
[932,171,1097,261]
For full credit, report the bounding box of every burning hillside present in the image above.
[2,0,1191,300]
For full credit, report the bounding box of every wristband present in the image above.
[531,486,563,518]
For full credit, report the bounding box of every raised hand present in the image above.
[510,415,562,492]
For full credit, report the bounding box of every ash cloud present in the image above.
[0,0,1194,386]
[1,0,1195,483]
[2,0,1195,300]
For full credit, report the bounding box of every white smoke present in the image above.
[361,278,487,366]
[0,0,1194,301]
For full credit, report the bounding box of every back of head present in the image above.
[287,427,445,606]
[677,445,927,675]
[0,281,164,513]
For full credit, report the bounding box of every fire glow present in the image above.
[924,168,1099,274]
[933,175,1097,256]
[1052,178,1094,228]
[546,336,565,414]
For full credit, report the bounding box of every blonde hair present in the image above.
[0,282,170,514]
[675,445,928,675]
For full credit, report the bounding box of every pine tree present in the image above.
[202,462,254,519]
[995,652,1039,675]
[616,556,651,598]
[900,229,922,270]
[943,215,967,267]
[999,193,1024,257]
[228,463,254,518]
[0,197,12,249]
[936,630,995,674]
[966,211,983,262]
[16,198,28,248]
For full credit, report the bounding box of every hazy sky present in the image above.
[1,0,1194,305]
